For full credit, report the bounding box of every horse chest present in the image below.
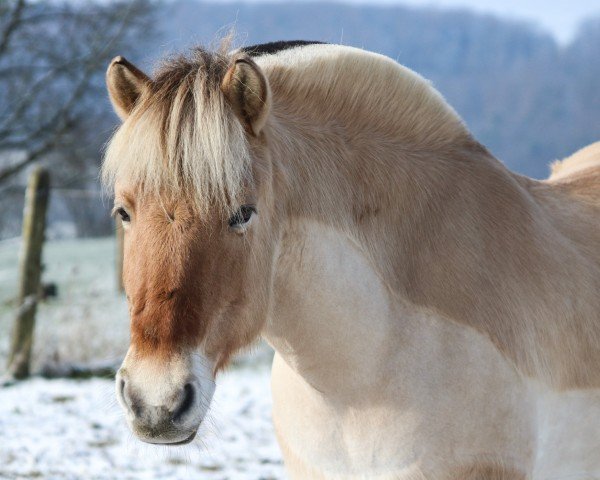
[269,341,537,479]
[270,352,600,479]
[264,222,600,478]
[532,387,600,478]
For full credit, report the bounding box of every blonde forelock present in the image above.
[102,46,251,214]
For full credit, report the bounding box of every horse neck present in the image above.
[267,98,541,300]
[265,96,600,391]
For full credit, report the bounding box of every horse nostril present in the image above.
[118,377,142,417]
[117,377,127,408]
[173,383,195,423]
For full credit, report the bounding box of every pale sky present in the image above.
[371,0,599,42]
[210,0,600,43]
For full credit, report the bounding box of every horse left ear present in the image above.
[221,57,271,136]
[106,56,150,121]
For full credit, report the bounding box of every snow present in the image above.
[0,237,285,479]
[0,366,284,480]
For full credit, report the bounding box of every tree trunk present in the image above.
[6,167,50,380]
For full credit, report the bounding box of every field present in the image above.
[0,237,283,480]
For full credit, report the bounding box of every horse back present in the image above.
[548,141,600,203]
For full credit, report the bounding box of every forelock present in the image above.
[102,46,251,214]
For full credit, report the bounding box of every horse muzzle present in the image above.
[115,352,215,445]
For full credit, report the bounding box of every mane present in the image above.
[253,43,469,150]
[102,42,469,212]
[102,46,251,213]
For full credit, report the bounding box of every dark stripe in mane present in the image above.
[241,40,325,57]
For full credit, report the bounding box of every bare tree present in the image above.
[0,0,155,237]
[0,0,155,186]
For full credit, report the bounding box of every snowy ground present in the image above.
[0,365,283,480]
[0,237,284,479]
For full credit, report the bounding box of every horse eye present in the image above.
[228,205,256,228]
[116,207,130,223]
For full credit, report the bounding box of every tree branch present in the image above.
[0,0,26,57]
[0,0,155,190]
[0,112,79,184]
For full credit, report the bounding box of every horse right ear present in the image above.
[221,57,271,136]
[106,56,150,121]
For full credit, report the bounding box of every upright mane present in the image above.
[253,43,470,150]
[103,46,251,213]
[103,42,472,213]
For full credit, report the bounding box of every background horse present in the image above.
[103,41,600,479]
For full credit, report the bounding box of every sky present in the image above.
[210,0,600,43]
[374,0,599,43]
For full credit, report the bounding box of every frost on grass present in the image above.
[0,367,283,480]
[0,238,130,371]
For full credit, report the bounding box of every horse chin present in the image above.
[130,422,200,446]
[145,430,197,446]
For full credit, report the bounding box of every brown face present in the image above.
[115,175,278,444]
[119,188,271,362]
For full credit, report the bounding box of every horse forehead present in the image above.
[131,200,206,242]
[127,210,221,281]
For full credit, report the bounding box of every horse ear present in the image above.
[106,56,150,120]
[221,57,271,136]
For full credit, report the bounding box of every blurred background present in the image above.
[0,0,598,478]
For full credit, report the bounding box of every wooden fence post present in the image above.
[6,167,50,380]
[116,216,124,293]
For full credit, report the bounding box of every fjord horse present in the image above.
[103,42,600,479]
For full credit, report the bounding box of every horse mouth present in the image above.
[148,430,197,446]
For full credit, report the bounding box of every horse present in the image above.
[102,41,600,479]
